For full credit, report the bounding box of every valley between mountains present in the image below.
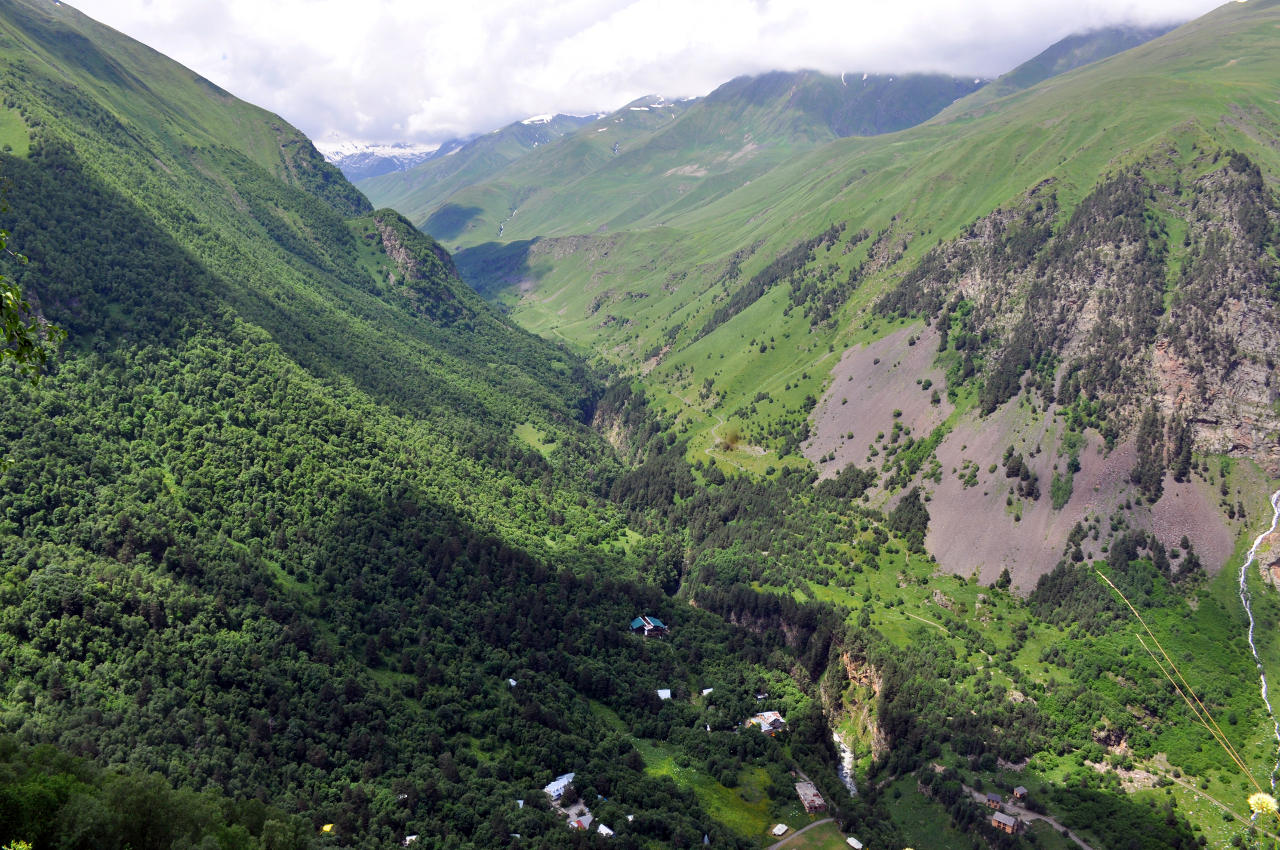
[1,1,1279,849]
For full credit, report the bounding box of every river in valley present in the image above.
[1238,489,1280,789]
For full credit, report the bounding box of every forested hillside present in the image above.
[0,0,808,845]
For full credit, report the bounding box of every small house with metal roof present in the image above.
[630,615,669,637]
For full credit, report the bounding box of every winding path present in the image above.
[765,817,835,850]
[961,786,1097,850]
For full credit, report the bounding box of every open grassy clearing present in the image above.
[633,738,810,845]
[770,819,850,850]
[882,776,972,850]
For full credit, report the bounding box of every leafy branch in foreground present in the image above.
[1,225,63,383]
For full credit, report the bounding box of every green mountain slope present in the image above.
[0,2,846,847]
[356,113,601,237]
[934,23,1176,118]
[361,70,985,252]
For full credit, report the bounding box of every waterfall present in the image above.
[1239,489,1280,789]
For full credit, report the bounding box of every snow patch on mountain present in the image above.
[316,140,443,181]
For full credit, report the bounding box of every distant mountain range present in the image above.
[320,113,602,182]
[315,139,446,180]
[356,25,1176,248]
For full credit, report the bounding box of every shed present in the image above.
[846,838,864,849]
[1013,785,1028,799]
[656,689,672,700]
[771,824,789,837]
[597,824,614,837]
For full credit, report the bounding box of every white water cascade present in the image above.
[832,730,858,796]
[1238,489,1280,790]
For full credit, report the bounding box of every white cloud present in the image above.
[67,0,1228,144]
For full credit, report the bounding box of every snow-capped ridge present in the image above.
[315,140,440,160]
[316,140,444,181]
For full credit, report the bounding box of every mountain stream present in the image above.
[832,730,857,796]
[1239,488,1280,789]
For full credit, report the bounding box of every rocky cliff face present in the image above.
[878,148,1280,477]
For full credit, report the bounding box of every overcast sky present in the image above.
[69,0,1228,147]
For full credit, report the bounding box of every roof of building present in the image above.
[748,710,786,729]
[597,823,614,837]
[544,772,575,798]
[846,838,864,849]
[1014,785,1028,795]
[771,824,789,836]
[986,792,1002,802]
[631,615,668,630]
[569,813,594,830]
[993,812,1018,827]
[795,781,825,808]
[656,688,672,700]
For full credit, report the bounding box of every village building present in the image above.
[985,792,1002,809]
[1013,785,1028,800]
[569,813,594,830]
[544,772,575,801]
[746,710,786,735]
[656,688,672,700]
[992,811,1019,834]
[795,781,826,813]
[630,615,669,637]
[771,824,790,837]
